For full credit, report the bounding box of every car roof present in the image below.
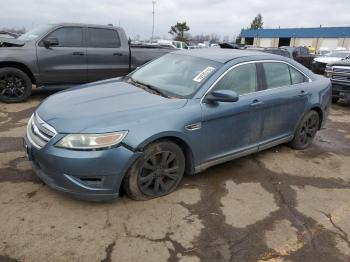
[50,23,122,30]
[175,48,270,63]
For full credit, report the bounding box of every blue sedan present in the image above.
[24,49,331,201]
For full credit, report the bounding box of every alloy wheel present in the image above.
[298,114,319,145]
[138,151,180,196]
[0,73,26,100]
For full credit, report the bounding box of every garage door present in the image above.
[259,38,273,47]
[320,38,339,50]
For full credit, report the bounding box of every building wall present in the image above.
[242,36,350,50]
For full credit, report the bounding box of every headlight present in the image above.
[325,66,332,78]
[55,131,128,150]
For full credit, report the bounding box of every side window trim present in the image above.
[201,60,311,103]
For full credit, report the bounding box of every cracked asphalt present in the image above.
[0,89,350,262]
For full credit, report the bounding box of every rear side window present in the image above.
[215,63,257,95]
[290,66,306,84]
[88,28,121,48]
[263,62,290,89]
[44,27,83,47]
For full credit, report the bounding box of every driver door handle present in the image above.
[113,52,123,56]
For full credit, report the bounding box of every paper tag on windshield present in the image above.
[193,67,215,82]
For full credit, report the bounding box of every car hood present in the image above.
[0,37,25,47]
[314,56,343,64]
[328,59,350,66]
[37,79,188,133]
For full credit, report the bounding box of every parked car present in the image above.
[312,51,350,75]
[157,40,189,50]
[0,23,173,103]
[280,46,316,69]
[24,49,331,201]
[325,59,350,103]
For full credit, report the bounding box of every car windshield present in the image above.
[18,24,53,41]
[129,53,222,98]
[326,52,349,58]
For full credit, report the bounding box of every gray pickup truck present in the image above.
[0,23,173,102]
[325,60,350,103]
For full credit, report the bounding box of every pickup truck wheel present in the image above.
[123,141,185,201]
[0,67,32,103]
[289,110,320,150]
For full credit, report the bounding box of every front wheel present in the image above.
[123,141,185,200]
[289,110,320,150]
[0,67,32,103]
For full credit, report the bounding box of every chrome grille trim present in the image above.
[26,113,57,149]
[331,66,350,83]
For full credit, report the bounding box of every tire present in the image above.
[289,110,320,150]
[0,67,32,103]
[123,141,185,201]
[332,97,339,104]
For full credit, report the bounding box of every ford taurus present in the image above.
[24,49,331,201]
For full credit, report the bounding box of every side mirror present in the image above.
[205,90,239,103]
[43,37,59,48]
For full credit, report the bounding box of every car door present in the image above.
[200,62,263,164]
[256,61,310,150]
[37,26,87,85]
[86,27,129,82]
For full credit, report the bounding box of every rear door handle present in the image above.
[250,99,264,107]
[72,51,85,56]
[113,52,123,56]
[298,90,309,97]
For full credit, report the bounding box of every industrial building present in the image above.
[240,26,350,50]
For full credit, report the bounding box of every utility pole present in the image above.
[151,1,156,41]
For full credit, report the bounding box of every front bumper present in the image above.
[23,135,141,201]
[331,81,350,100]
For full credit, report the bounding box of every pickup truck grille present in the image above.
[331,66,350,83]
[27,113,57,149]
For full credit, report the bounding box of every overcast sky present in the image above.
[0,0,349,40]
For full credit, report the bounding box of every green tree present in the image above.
[250,14,263,29]
[169,22,190,41]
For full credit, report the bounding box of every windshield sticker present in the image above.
[193,67,215,82]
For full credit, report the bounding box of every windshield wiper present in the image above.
[126,76,170,98]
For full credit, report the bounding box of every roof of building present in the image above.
[241,26,350,38]
[175,48,270,63]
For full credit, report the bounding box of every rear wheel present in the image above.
[289,110,320,150]
[0,67,32,103]
[123,141,185,200]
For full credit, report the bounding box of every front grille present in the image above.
[27,113,57,149]
[331,66,350,83]
[332,66,350,74]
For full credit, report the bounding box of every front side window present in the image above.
[129,53,221,98]
[263,62,291,89]
[215,63,257,95]
[88,28,121,48]
[44,27,83,47]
